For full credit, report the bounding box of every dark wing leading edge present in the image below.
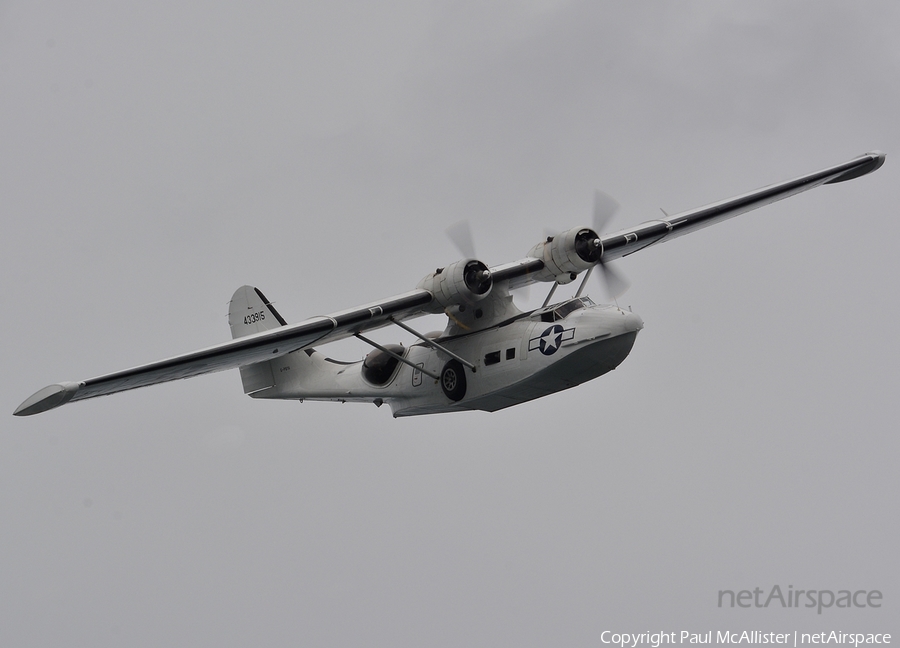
[14,290,435,416]
[597,151,886,262]
[476,152,885,291]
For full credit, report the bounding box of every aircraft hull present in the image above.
[394,330,638,416]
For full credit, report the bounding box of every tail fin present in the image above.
[228,286,288,395]
[228,286,287,339]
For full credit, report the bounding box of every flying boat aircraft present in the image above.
[14,152,886,418]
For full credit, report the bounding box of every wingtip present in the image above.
[865,149,887,168]
[824,150,887,184]
[14,382,81,416]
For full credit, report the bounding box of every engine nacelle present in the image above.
[417,259,493,308]
[527,226,602,282]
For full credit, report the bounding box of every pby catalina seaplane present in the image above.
[15,152,886,418]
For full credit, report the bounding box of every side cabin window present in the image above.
[484,348,516,366]
[362,344,405,385]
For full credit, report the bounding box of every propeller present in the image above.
[446,220,531,301]
[444,222,493,300]
[446,220,476,260]
[591,190,630,299]
[445,192,630,302]
[592,190,620,232]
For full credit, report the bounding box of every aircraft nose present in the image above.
[623,310,644,333]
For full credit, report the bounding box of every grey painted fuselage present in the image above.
[247,298,643,417]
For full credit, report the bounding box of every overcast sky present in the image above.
[2,1,898,646]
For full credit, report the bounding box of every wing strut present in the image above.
[388,317,477,372]
[575,266,593,298]
[541,282,560,308]
[354,333,441,381]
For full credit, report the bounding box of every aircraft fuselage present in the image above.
[249,297,644,417]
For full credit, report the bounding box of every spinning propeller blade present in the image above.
[446,220,533,299]
[597,260,630,298]
[592,190,621,231]
[592,190,630,298]
[446,220,476,259]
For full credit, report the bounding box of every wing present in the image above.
[15,289,435,416]
[598,150,886,262]
[472,151,885,291]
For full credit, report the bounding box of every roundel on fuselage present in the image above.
[537,325,565,356]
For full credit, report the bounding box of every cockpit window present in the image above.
[538,297,594,322]
[555,298,586,319]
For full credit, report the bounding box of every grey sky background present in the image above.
[2,1,898,645]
